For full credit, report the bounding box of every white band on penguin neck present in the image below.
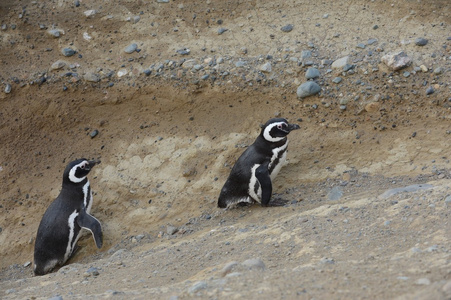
[68,162,87,183]
[263,122,285,142]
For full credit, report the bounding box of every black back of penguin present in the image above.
[218,118,300,208]
[33,158,102,276]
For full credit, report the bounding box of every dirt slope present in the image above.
[0,0,450,299]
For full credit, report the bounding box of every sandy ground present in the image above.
[0,0,450,299]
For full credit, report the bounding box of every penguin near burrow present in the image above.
[33,158,103,276]
[218,118,300,208]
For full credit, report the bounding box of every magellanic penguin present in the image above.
[218,118,300,208]
[33,159,103,276]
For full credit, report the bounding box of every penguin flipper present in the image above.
[255,162,272,207]
[77,211,103,248]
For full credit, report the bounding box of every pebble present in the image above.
[48,296,63,300]
[381,51,412,71]
[84,267,100,277]
[327,186,343,201]
[90,129,99,138]
[433,67,443,74]
[260,62,272,73]
[235,60,246,67]
[47,29,63,38]
[124,43,138,54]
[415,38,428,46]
[403,71,410,78]
[332,77,342,84]
[281,24,294,32]
[426,86,434,95]
[356,43,366,49]
[420,65,428,72]
[305,67,320,79]
[331,56,349,69]
[445,195,451,205]
[117,69,128,77]
[217,28,228,35]
[62,48,76,57]
[84,72,100,82]
[84,10,97,18]
[166,225,178,235]
[297,81,321,99]
[176,48,190,55]
[143,69,151,76]
[365,102,380,112]
[74,0,80,7]
[157,0,169,2]
[5,83,12,93]
[128,16,141,24]
[301,50,312,60]
[241,258,265,270]
[367,38,378,45]
[189,281,207,294]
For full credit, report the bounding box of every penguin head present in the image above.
[261,118,300,143]
[63,158,101,184]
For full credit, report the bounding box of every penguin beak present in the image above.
[87,159,101,170]
[288,123,300,131]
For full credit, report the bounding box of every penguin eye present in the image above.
[80,164,85,170]
[277,124,282,130]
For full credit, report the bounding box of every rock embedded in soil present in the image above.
[84,72,100,82]
[217,28,227,35]
[189,281,207,294]
[176,48,190,55]
[415,38,428,46]
[426,86,435,95]
[5,83,12,93]
[305,67,320,79]
[62,48,76,57]
[332,77,342,84]
[260,62,272,73]
[297,81,321,98]
[124,43,138,54]
[381,51,412,70]
[281,24,294,32]
[331,56,349,69]
[47,29,63,38]
[51,60,66,70]
[241,258,265,270]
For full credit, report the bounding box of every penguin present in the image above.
[33,158,103,276]
[218,118,300,208]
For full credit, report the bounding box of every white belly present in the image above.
[248,164,262,202]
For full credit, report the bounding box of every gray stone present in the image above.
[157,0,169,2]
[220,261,239,277]
[51,60,66,70]
[281,24,294,32]
[426,86,434,95]
[381,51,412,71]
[189,281,207,294]
[403,71,410,78]
[367,38,378,45]
[124,43,138,54]
[5,83,12,94]
[305,67,320,79]
[356,43,366,49]
[176,48,190,55]
[90,130,99,138]
[84,72,100,82]
[129,16,140,24]
[217,28,228,35]
[415,38,428,46]
[327,186,343,201]
[379,184,433,199]
[235,60,246,67]
[47,29,63,38]
[260,62,272,73]
[84,10,97,17]
[331,56,349,69]
[416,278,431,285]
[167,225,178,235]
[445,195,451,204]
[301,50,312,60]
[62,48,75,57]
[84,267,99,277]
[48,296,63,300]
[433,67,443,74]
[242,258,265,270]
[297,81,321,98]
[332,77,342,84]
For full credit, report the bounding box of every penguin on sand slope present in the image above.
[218,118,300,208]
[33,158,103,276]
